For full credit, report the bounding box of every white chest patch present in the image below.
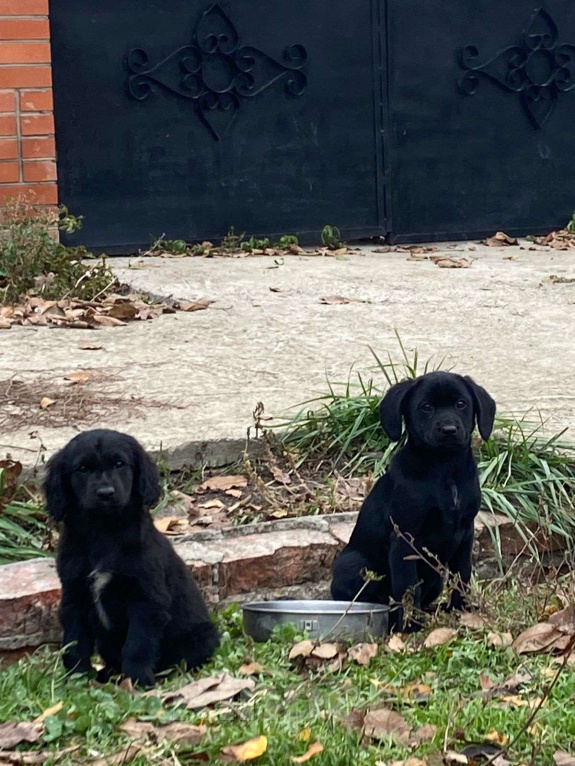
[89,570,113,630]
[451,483,460,510]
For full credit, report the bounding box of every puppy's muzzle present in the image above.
[96,485,116,503]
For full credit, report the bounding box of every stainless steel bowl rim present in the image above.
[242,599,389,615]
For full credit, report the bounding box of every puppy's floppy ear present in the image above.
[43,449,69,522]
[463,376,496,441]
[132,441,160,507]
[379,378,417,442]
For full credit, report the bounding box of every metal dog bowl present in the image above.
[242,599,389,642]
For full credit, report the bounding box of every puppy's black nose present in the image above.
[97,486,115,500]
[441,424,458,436]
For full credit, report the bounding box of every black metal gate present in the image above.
[50,0,575,250]
[384,0,575,243]
[50,0,385,252]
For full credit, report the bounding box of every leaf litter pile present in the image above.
[0,292,215,331]
[155,449,371,533]
[2,578,575,766]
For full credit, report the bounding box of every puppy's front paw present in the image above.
[96,665,120,684]
[123,663,156,688]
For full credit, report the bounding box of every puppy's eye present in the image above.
[115,460,125,468]
[455,400,467,410]
[421,402,433,413]
[77,465,88,473]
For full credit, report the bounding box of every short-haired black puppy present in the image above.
[331,372,496,631]
[44,429,219,687]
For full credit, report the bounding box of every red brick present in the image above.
[0,161,19,182]
[21,135,54,159]
[0,559,61,652]
[20,112,54,135]
[0,19,50,40]
[0,67,51,88]
[0,138,17,159]
[211,529,340,599]
[0,183,57,204]
[0,0,48,14]
[23,159,55,182]
[0,43,50,65]
[0,114,16,135]
[0,90,14,112]
[20,89,52,112]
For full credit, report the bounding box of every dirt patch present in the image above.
[0,373,174,433]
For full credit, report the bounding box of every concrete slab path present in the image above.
[2,242,575,470]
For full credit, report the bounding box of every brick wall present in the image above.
[0,0,57,206]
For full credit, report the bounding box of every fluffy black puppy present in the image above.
[44,429,219,687]
[331,372,496,631]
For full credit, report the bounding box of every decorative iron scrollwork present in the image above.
[125,3,307,140]
[459,8,575,128]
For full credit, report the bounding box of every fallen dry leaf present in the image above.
[63,371,93,385]
[39,397,55,410]
[161,673,255,710]
[226,489,243,499]
[120,718,206,746]
[34,701,63,723]
[179,299,215,312]
[487,631,513,649]
[484,231,518,247]
[512,622,570,655]
[221,735,267,762]
[554,752,575,766]
[0,459,22,497]
[271,466,291,485]
[363,708,411,745]
[484,730,509,746]
[479,673,495,691]
[402,682,432,700]
[431,256,473,269]
[291,742,324,763]
[424,628,456,648]
[0,746,79,765]
[459,613,487,630]
[0,721,43,749]
[153,516,184,534]
[390,759,427,766]
[238,662,265,676]
[348,643,378,666]
[340,709,365,733]
[199,498,225,511]
[309,643,339,660]
[411,724,437,744]
[198,475,248,493]
[0,753,48,765]
[387,634,406,653]
[90,744,142,766]
[289,641,315,660]
[549,605,575,634]
[108,303,138,321]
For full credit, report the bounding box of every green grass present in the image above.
[1,583,574,766]
[279,344,575,560]
[0,499,48,564]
